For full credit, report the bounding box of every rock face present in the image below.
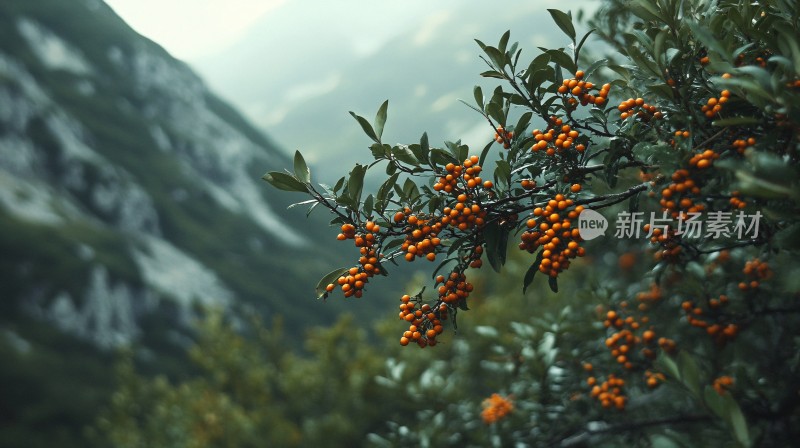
[0,0,342,350]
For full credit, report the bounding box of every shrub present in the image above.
[263,0,800,444]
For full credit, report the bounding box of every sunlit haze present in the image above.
[105,0,286,60]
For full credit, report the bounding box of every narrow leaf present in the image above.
[293,150,310,183]
[316,267,350,299]
[374,100,389,140]
[262,172,308,192]
[548,9,576,42]
[349,111,380,143]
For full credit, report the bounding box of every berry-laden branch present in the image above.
[264,3,795,362]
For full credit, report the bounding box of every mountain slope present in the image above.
[0,1,378,446]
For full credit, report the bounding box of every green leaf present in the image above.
[494,159,512,187]
[349,111,380,143]
[583,58,608,79]
[514,111,533,134]
[392,146,419,166]
[712,117,760,127]
[484,222,509,272]
[575,29,595,62]
[473,85,484,110]
[293,150,310,183]
[430,148,457,167]
[546,49,577,74]
[478,140,494,168]
[262,171,309,193]
[523,251,544,293]
[486,102,505,124]
[655,352,680,381]
[374,100,388,140]
[677,351,702,398]
[484,46,506,69]
[363,194,374,218]
[498,30,510,55]
[347,164,367,204]
[548,275,558,293]
[547,9,576,42]
[726,394,751,447]
[403,178,420,202]
[333,176,346,193]
[315,267,350,299]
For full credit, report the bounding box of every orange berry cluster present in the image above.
[556,70,610,106]
[494,125,513,149]
[433,155,487,193]
[436,271,474,305]
[519,195,586,277]
[618,97,663,120]
[603,309,657,369]
[732,137,756,154]
[729,190,746,209]
[644,370,667,389]
[738,258,772,291]
[394,210,444,262]
[659,169,704,219]
[701,90,730,118]
[643,224,683,262]
[680,297,738,345]
[635,283,662,311]
[712,375,735,395]
[520,178,537,190]
[669,129,691,147]
[442,193,488,231]
[588,374,627,410]
[531,117,586,155]
[688,149,719,169]
[329,222,383,297]
[398,295,446,348]
[481,393,514,424]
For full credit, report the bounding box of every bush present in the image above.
[263,0,800,445]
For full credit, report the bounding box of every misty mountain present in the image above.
[0,1,381,445]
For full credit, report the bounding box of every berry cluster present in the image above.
[732,137,756,154]
[394,211,443,262]
[729,190,747,209]
[398,294,446,348]
[659,169,703,219]
[329,222,383,297]
[701,90,730,118]
[712,375,735,395]
[688,149,719,169]
[556,70,609,107]
[618,97,663,121]
[681,296,738,345]
[436,271,474,305]
[519,195,586,277]
[588,373,627,410]
[603,309,657,370]
[644,224,684,262]
[738,258,772,291]
[481,393,514,424]
[635,283,662,312]
[494,125,513,149]
[442,194,487,231]
[531,117,586,155]
[644,370,667,389]
[433,156,488,193]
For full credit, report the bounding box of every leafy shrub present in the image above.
[262,0,800,445]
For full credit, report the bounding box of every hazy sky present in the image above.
[104,0,287,60]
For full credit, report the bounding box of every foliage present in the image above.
[259,0,800,445]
